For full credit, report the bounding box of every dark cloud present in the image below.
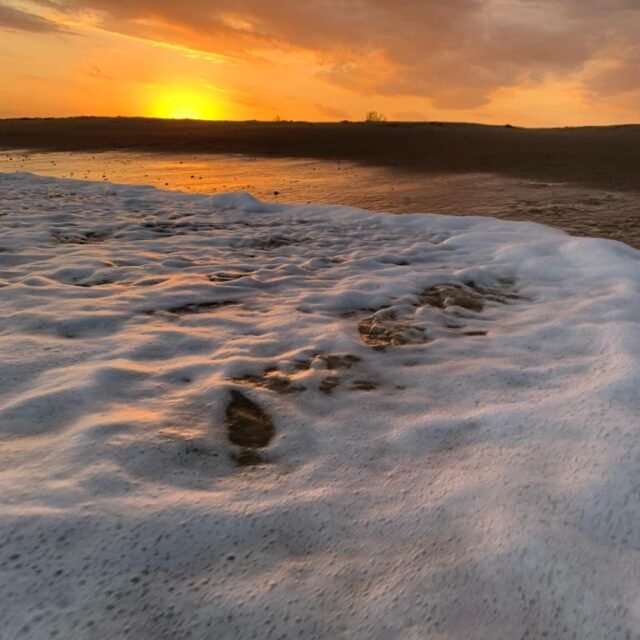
[52,0,640,107]
[0,3,65,33]
[590,46,640,96]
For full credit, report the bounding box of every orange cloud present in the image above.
[1,0,640,124]
[0,3,67,33]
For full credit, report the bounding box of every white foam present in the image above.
[1,171,640,639]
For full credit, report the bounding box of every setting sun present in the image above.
[148,87,223,121]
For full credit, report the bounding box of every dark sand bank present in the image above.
[1,118,639,192]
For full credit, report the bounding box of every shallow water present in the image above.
[2,149,640,247]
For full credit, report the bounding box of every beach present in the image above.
[2,125,640,248]
[2,118,640,192]
[4,0,640,635]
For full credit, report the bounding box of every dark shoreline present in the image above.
[1,117,640,192]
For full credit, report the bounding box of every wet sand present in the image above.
[1,117,640,192]
[3,148,640,247]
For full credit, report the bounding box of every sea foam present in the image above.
[1,172,640,639]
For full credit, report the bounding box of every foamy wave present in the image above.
[1,172,640,639]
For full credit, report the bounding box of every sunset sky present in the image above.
[1,0,639,125]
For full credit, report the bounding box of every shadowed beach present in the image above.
[1,118,640,193]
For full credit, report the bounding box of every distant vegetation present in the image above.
[365,111,386,122]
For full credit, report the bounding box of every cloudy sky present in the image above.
[1,0,639,124]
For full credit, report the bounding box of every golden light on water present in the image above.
[149,87,223,121]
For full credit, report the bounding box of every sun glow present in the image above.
[149,87,223,120]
